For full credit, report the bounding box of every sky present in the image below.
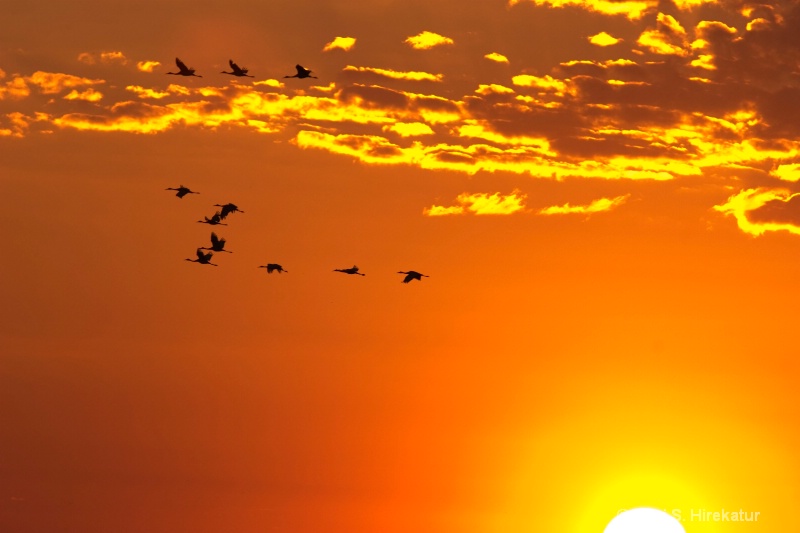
[2,0,800,532]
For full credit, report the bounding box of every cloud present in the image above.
[404,31,454,50]
[589,32,622,46]
[424,191,527,216]
[383,122,435,137]
[77,51,128,65]
[323,36,356,52]
[100,51,127,64]
[0,76,30,100]
[26,71,104,94]
[0,112,37,137]
[636,13,690,56]
[343,65,443,82]
[512,74,574,97]
[423,205,465,216]
[714,188,800,236]
[539,194,630,215]
[63,88,103,102]
[136,61,161,73]
[770,163,800,182]
[485,52,510,63]
[508,0,657,21]
[126,85,171,99]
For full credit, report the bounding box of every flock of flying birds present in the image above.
[166,57,317,79]
[165,184,429,284]
[164,57,428,284]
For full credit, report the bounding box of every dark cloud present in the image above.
[746,193,800,225]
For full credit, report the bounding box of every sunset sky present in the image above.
[2,1,800,532]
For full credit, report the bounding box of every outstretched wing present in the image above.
[229,59,237,70]
[210,232,220,246]
[176,58,188,71]
[296,64,307,75]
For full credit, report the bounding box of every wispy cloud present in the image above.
[539,194,630,215]
[714,188,800,236]
[343,65,443,82]
[404,31,454,50]
[424,191,527,216]
[63,88,103,102]
[382,122,435,137]
[508,0,658,21]
[78,51,128,65]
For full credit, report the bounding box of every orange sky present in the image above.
[2,1,799,532]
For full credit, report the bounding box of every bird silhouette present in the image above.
[284,64,317,79]
[221,59,254,77]
[200,232,232,253]
[334,265,365,276]
[197,212,228,226]
[186,248,217,266]
[213,203,244,219]
[167,58,202,77]
[259,263,288,274]
[165,185,199,198]
[398,270,429,283]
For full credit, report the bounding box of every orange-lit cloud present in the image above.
[509,0,657,21]
[383,122,435,137]
[672,0,717,8]
[589,32,621,46]
[636,13,690,56]
[771,163,800,182]
[343,65,443,82]
[424,191,527,216]
[136,60,161,73]
[485,52,510,63]
[0,75,31,100]
[539,194,630,215]
[126,85,171,99]
[253,79,284,89]
[0,112,37,137]
[714,188,800,236]
[511,74,573,96]
[26,71,105,94]
[78,51,127,65]
[63,88,103,102]
[404,31,454,50]
[323,36,356,52]
[101,51,127,64]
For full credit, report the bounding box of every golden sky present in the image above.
[2,1,799,532]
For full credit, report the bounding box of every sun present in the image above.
[604,508,685,533]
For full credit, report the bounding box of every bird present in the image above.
[259,263,287,274]
[221,59,254,77]
[167,57,202,78]
[213,203,244,219]
[197,212,228,226]
[186,248,217,266]
[334,265,365,276]
[284,64,317,79]
[200,232,232,253]
[398,270,429,283]
[167,57,202,77]
[165,185,198,198]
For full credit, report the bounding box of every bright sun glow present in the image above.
[604,508,686,533]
